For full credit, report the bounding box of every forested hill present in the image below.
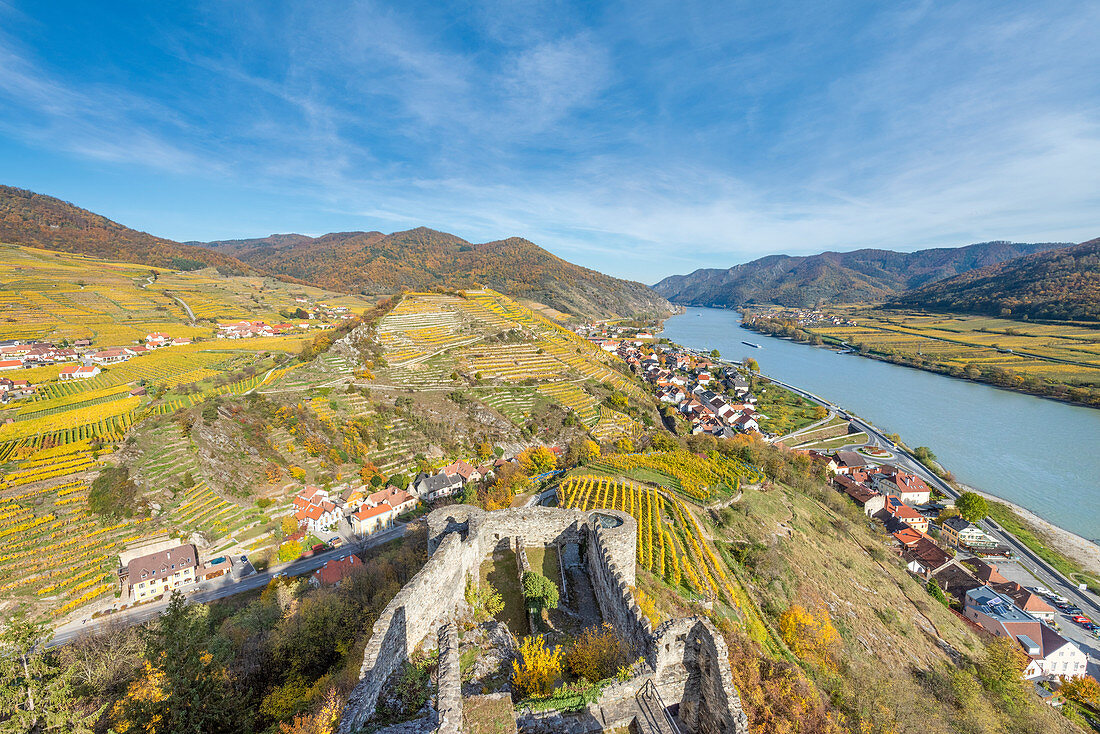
[200,228,673,319]
[651,241,1069,308]
[887,238,1100,321]
[0,185,251,273]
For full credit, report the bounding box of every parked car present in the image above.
[327,536,342,547]
[1071,615,1091,624]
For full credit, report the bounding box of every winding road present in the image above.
[49,524,406,648]
[761,373,1100,621]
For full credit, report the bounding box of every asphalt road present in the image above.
[762,374,1100,622]
[49,524,406,647]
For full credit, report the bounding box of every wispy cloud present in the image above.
[0,0,1097,282]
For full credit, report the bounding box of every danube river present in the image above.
[660,307,1100,542]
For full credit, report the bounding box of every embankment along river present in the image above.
[660,307,1100,543]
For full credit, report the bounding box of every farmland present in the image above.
[780,306,1100,406]
[369,290,653,441]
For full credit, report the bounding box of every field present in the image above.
[809,308,1100,395]
[370,290,650,440]
[557,469,772,645]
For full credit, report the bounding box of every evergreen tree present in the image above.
[0,616,98,733]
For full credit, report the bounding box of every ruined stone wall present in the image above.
[585,511,654,661]
[435,623,462,734]
[652,617,748,734]
[341,505,748,734]
[340,531,478,734]
[342,505,593,733]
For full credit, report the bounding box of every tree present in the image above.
[812,405,828,420]
[476,442,493,461]
[0,616,97,733]
[710,348,721,359]
[121,592,245,734]
[614,438,634,454]
[743,357,759,373]
[955,492,989,522]
[1059,674,1100,708]
[511,636,562,698]
[278,539,303,562]
[979,635,1029,696]
[275,517,298,538]
[518,446,557,475]
[927,578,950,607]
[522,571,560,612]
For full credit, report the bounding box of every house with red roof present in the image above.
[882,495,929,533]
[366,486,417,516]
[58,364,100,380]
[292,485,340,533]
[0,359,23,371]
[872,468,931,505]
[352,503,393,536]
[310,553,363,587]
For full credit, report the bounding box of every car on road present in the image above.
[273,572,287,580]
[1071,615,1092,625]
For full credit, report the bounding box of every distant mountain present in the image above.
[651,241,1070,308]
[0,185,251,273]
[200,228,672,319]
[887,238,1100,322]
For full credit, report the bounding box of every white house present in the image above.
[352,503,394,535]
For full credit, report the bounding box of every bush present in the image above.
[522,572,559,612]
[512,635,562,699]
[565,624,630,683]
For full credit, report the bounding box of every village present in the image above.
[0,316,345,403]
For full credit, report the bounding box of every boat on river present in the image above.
[741,341,762,348]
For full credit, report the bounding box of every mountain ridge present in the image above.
[0,185,252,273]
[199,227,672,319]
[651,240,1070,308]
[887,237,1100,321]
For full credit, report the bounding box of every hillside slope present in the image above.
[888,238,1100,321]
[201,228,672,319]
[652,241,1068,308]
[0,185,251,272]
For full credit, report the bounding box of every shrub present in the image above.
[565,624,630,683]
[512,635,562,699]
[522,572,559,612]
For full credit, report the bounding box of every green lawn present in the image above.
[480,551,528,636]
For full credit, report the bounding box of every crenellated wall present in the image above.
[340,505,747,734]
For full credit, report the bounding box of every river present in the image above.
[660,307,1100,542]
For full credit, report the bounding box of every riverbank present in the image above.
[739,309,1100,410]
[959,483,1100,581]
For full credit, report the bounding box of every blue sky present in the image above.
[1,1,1098,283]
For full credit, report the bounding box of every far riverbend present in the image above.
[660,307,1100,542]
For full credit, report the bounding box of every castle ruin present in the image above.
[339,505,749,734]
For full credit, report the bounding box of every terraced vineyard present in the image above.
[0,443,160,616]
[588,449,765,503]
[373,290,654,442]
[557,474,766,635]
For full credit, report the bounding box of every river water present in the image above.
[660,307,1100,542]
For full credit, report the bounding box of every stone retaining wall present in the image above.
[436,622,462,734]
